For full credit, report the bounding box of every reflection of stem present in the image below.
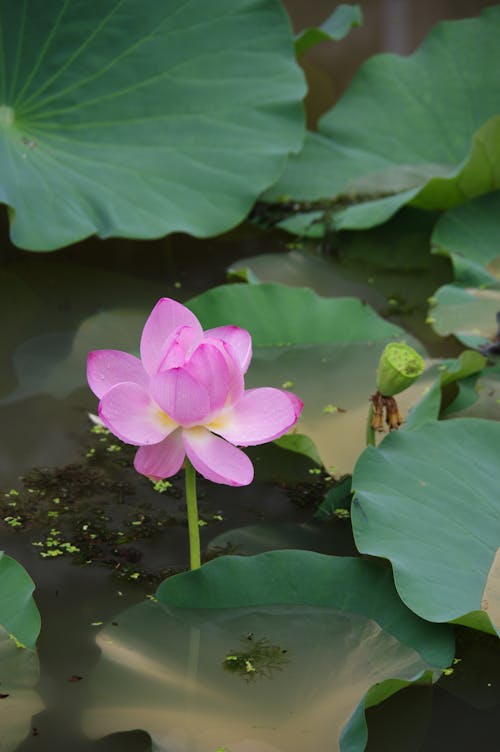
[366,403,376,446]
[185,624,201,747]
[184,459,201,570]
[187,625,201,686]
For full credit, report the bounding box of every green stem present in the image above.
[366,403,376,447]
[184,459,201,570]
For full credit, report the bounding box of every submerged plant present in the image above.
[223,635,290,681]
[87,298,302,568]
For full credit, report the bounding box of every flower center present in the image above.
[157,409,176,429]
[206,413,230,432]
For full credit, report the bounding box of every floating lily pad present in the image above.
[430,284,500,349]
[189,282,400,345]
[431,192,500,286]
[0,631,42,752]
[351,419,500,634]
[189,283,427,474]
[233,207,453,351]
[0,0,305,250]
[266,8,500,230]
[227,248,386,311]
[429,192,500,348]
[83,552,453,752]
[0,552,40,649]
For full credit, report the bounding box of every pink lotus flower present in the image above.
[87,298,302,486]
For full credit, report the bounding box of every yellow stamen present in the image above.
[207,413,230,432]
[156,409,177,430]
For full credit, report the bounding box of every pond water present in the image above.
[1,206,499,751]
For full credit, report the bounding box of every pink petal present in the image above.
[99,382,176,445]
[151,368,210,426]
[157,325,203,371]
[183,343,230,414]
[140,299,203,376]
[87,350,148,399]
[183,427,254,486]
[204,326,252,373]
[202,337,244,405]
[209,387,302,446]
[283,390,303,419]
[134,429,185,480]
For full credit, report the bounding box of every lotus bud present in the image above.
[376,343,425,397]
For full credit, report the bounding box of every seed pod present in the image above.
[376,343,425,397]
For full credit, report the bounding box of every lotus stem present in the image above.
[366,403,376,446]
[184,458,201,570]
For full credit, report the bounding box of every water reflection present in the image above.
[0,259,168,484]
[84,602,431,752]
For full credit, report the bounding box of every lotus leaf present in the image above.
[0,0,305,250]
[352,419,500,634]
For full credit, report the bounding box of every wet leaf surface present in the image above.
[0,1,305,249]
[0,553,40,649]
[266,8,500,228]
[429,192,500,348]
[82,553,453,751]
[352,419,500,633]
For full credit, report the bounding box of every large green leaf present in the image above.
[188,282,400,345]
[157,553,452,662]
[351,419,500,634]
[265,8,500,230]
[83,553,453,752]
[188,283,427,474]
[0,0,305,250]
[0,552,40,650]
